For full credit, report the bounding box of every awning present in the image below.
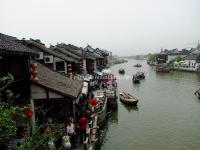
[81,87,88,95]
[102,69,111,74]
[81,81,88,95]
[84,74,93,81]
[93,71,103,76]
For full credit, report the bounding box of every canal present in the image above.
[101,59,200,150]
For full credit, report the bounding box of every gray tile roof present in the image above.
[34,61,83,98]
[84,51,96,60]
[0,33,37,56]
[24,40,76,62]
[95,48,109,56]
[84,45,104,59]
[57,43,83,58]
[159,48,191,56]
[53,45,81,61]
[92,52,104,59]
[184,53,200,60]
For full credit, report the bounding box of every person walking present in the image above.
[79,117,88,144]
[66,119,76,149]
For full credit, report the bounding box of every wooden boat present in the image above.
[194,89,200,99]
[94,91,107,127]
[119,69,125,74]
[136,72,145,80]
[132,75,140,83]
[133,64,142,67]
[119,92,138,105]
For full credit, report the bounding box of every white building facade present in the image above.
[173,53,200,72]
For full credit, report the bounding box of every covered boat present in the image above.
[133,64,142,67]
[132,75,140,83]
[135,72,145,80]
[119,92,138,105]
[119,68,125,74]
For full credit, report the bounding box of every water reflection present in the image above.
[155,71,172,78]
[96,110,119,150]
[118,73,126,76]
[156,70,200,81]
[109,110,118,124]
[120,103,139,112]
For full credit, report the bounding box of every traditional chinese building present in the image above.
[53,43,84,75]
[0,33,37,104]
[22,39,75,76]
[31,61,83,127]
[0,33,38,139]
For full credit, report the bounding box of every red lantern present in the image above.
[32,76,39,83]
[30,63,39,83]
[31,69,38,75]
[90,98,97,106]
[31,63,38,69]
[23,108,33,117]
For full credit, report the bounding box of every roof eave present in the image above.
[0,49,38,56]
[33,82,77,99]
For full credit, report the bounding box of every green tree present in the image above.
[175,56,183,62]
[168,56,183,65]
[147,53,156,62]
[0,76,17,143]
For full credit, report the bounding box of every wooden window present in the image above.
[56,61,65,71]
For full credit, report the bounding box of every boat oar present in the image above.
[194,88,200,95]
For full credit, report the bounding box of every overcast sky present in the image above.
[1,0,200,56]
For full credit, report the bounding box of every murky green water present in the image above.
[101,59,200,150]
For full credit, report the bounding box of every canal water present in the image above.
[100,59,200,150]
